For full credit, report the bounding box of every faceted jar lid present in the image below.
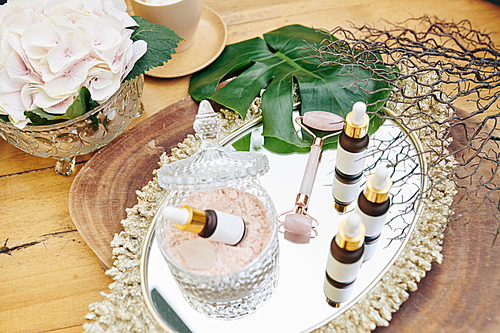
[157,100,269,191]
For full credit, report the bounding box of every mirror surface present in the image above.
[142,119,423,333]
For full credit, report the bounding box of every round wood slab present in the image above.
[69,102,500,331]
[375,108,500,333]
[69,96,199,270]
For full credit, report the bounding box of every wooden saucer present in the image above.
[146,6,227,78]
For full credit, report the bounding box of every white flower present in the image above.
[46,33,91,74]
[0,0,147,128]
[42,0,85,20]
[83,0,138,28]
[22,23,67,65]
[86,70,121,103]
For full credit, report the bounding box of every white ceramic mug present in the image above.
[131,0,202,52]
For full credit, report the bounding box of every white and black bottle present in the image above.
[161,205,246,246]
[356,166,392,262]
[332,102,370,213]
[323,213,365,307]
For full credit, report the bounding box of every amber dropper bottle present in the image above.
[356,166,392,262]
[323,213,365,307]
[332,102,370,214]
[161,205,246,246]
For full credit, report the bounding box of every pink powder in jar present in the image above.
[160,188,271,276]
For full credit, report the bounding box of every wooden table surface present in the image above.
[1,1,499,332]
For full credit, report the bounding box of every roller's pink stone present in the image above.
[284,213,312,234]
[303,111,344,131]
[179,238,216,270]
[284,230,311,244]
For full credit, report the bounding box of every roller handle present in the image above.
[298,144,322,199]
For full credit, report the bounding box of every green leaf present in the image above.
[232,132,252,151]
[24,86,97,126]
[89,114,101,132]
[0,114,9,123]
[23,111,67,126]
[189,24,393,154]
[125,16,182,81]
[65,86,94,119]
[368,112,385,136]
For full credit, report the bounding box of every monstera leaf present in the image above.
[189,24,392,153]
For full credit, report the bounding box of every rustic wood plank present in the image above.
[0,136,95,177]
[0,139,55,176]
[0,164,111,333]
[0,292,103,333]
[1,1,499,333]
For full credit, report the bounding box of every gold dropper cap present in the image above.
[175,205,206,234]
[344,102,370,139]
[364,170,393,203]
[335,217,365,251]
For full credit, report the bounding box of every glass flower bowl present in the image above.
[0,75,144,175]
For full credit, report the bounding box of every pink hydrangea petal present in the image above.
[33,89,61,109]
[84,0,137,28]
[0,91,25,115]
[3,9,41,35]
[22,24,63,60]
[121,40,146,80]
[0,70,25,93]
[21,84,38,111]
[44,61,90,98]
[46,34,90,74]
[42,0,85,17]
[33,89,75,115]
[0,77,28,123]
[90,71,113,90]
[87,72,120,102]
[6,51,31,79]
[76,16,123,53]
[44,95,75,114]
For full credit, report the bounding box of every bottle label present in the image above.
[362,238,379,262]
[326,251,363,283]
[208,211,245,245]
[336,145,366,176]
[356,208,388,237]
[323,275,355,304]
[332,174,362,205]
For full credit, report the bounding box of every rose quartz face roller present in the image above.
[278,111,344,244]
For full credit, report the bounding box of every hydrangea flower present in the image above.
[0,0,147,128]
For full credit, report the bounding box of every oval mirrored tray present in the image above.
[140,111,427,333]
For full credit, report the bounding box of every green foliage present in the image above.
[189,25,393,153]
[24,87,97,126]
[232,132,252,151]
[124,16,182,81]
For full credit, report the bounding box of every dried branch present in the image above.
[309,16,500,243]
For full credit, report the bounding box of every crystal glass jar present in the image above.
[155,100,279,320]
[0,75,144,175]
